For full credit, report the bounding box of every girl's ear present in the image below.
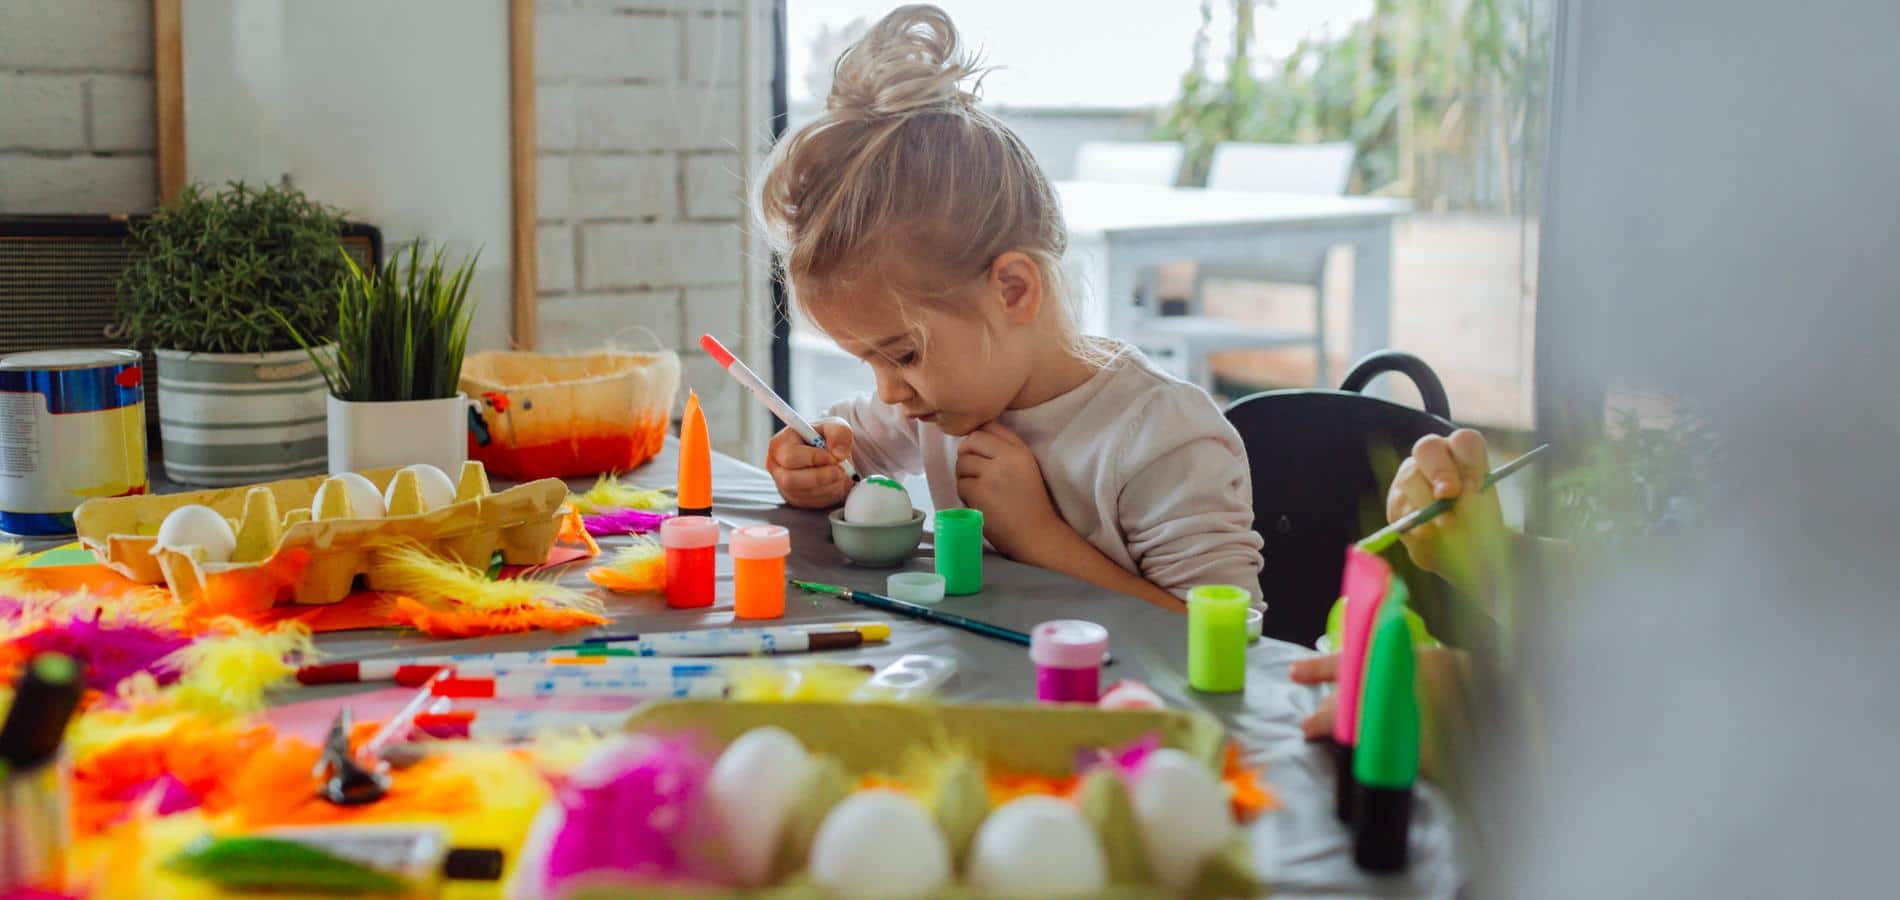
[988,250,1044,326]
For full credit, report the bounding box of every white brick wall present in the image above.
[0,0,157,213]
[535,0,771,454]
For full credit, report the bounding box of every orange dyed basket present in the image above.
[461,350,681,480]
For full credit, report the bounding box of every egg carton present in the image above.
[73,462,568,606]
[590,701,1263,899]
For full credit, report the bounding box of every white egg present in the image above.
[311,472,385,519]
[842,476,913,525]
[1131,749,1235,889]
[809,791,950,899]
[706,726,813,886]
[385,463,456,514]
[967,796,1107,898]
[153,504,237,563]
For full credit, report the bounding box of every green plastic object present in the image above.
[1325,592,1438,651]
[932,508,985,595]
[1352,594,1420,790]
[164,835,409,894]
[1186,585,1250,693]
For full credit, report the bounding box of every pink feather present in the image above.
[1074,732,1164,779]
[582,508,673,536]
[12,613,191,692]
[539,736,723,892]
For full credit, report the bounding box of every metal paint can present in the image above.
[0,348,148,536]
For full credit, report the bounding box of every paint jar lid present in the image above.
[660,515,719,549]
[1030,619,1109,669]
[933,507,983,534]
[0,348,139,371]
[730,524,790,559]
[1187,584,1252,612]
[886,571,945,605]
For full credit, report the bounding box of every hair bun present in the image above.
[828,4,983,121]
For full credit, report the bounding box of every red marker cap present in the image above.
[699,334,735,368]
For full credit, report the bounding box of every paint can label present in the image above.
[0,350,148,536]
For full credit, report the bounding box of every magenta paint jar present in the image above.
[1030,619,1109,703]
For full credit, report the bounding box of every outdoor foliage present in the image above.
[116,181,348,354]
[1546,405,1723,548]
[281,245,478,403]
[1156,0,1551,213]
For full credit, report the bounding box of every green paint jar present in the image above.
[933,507,984,596]
[1187,584,1251,693]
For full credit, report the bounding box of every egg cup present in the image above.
[829,507,926,568]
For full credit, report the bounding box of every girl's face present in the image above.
[804,271,1037,437]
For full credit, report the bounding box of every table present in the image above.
[1057,182,1412,365]
[37,444,1462,897]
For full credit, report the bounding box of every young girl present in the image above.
[756,4,1263,611]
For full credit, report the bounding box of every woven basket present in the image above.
[461,350,680,480]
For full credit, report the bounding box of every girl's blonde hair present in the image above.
[757,4,1082,351]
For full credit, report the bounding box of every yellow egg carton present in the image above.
[73,462,568,606]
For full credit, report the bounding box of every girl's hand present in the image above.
[954,422,1064,560]
[1388,429,1506,589]
[766,418,855,509]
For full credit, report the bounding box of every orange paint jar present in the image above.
[730,524,790,620]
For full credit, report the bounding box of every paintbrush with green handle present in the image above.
[1357,443,1550,554]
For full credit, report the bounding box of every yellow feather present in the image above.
[370,543,602,614]
[567,475,674,513]
[730,662,873,702]
[161,622,314,715]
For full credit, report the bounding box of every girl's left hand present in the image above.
[954,421,1065,560]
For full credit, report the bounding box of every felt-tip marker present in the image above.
[429,675,730,700]
[701,333,860,482]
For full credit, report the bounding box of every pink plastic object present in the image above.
[1030,619,1109,703]
[660,516,720,609]
[1331,547,1393,746]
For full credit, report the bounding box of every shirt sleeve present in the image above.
[1115,388,1266,604]
[825,395,925,479]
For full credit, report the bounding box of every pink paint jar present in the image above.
[1030,619,1109,703]
[660,516,719,609]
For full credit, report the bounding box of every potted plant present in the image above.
[283,244,478,475]
[116,181,350,486]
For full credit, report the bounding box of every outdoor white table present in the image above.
[1056,181,1413,364]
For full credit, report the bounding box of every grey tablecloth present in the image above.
[59,444,1463,897]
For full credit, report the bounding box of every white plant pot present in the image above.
[155,347,330,486]
[327,394,470,476]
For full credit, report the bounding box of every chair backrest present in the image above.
[1073,141,1184,186]
[1207,141,1356,195]
[1224,351,1455,646]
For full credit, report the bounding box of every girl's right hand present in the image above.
[765,418,856,509]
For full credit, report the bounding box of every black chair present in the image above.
[1224,351,1457,647]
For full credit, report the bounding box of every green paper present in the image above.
[1078,769,1153,885]
[932,757,991,869]
[1187,585,1250,693]
[1353,578,1420,789]
[164,835,409,894]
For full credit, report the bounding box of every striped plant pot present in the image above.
[154,348,330,485]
